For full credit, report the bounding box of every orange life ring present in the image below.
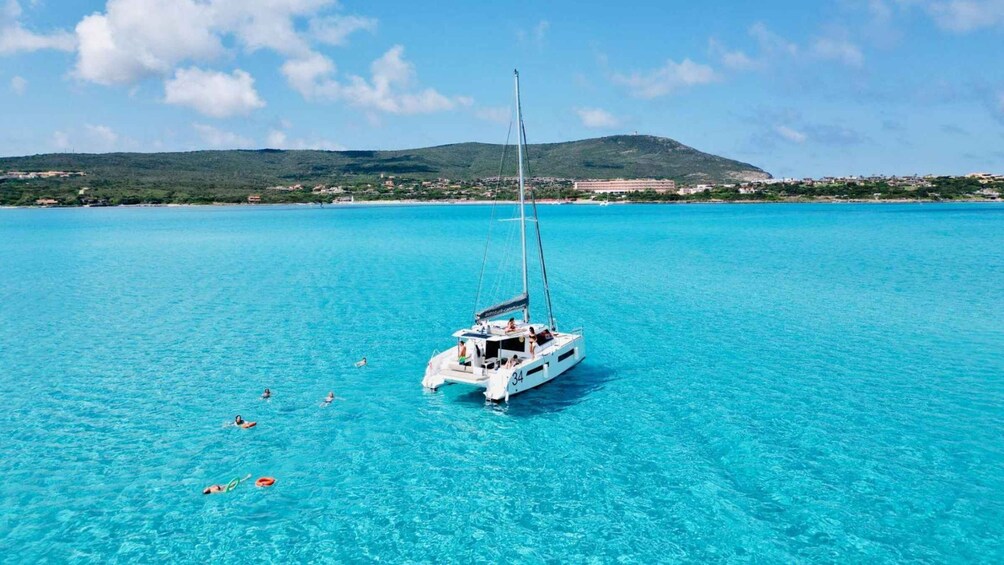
[241,422,257,428]
[255,477,275,487]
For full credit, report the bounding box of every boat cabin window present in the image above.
[526,363,547,376]
[484,340,500,361]
[500,337,523,351]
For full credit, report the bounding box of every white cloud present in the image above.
[73,0,223,85]
[576,107,620,129]
[708,38,761,71]
[164,67,265,118]
[281,51,336,97]
[917,0,1004,31]
[293,138,343,150]
[475,106,510,124]
[283,45,465,114]
[710,24,865,73]
[265,120,343,150]
[51,130,69,150]
[210,0,331,57]
[611,58,717,98]
[775,125,807,143]
[10,1,465,120]
[85,123,118,147]
[266,129,287,147]
[71,0,346,85]
[193,123,253,148]
[0,0,75,54]
[865,0,1004,33]
[749,22,800,57]
[517,19,549,45]
[812,37,864,67]
[10,74,26,94]
[266,130,342,150]
[309,14,377,46]
[764,121,864,146]
[86,124,117,144]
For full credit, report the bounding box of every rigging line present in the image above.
[519,116,557,330]
[473,108,515,319]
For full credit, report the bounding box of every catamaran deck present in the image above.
[426,323,582,390]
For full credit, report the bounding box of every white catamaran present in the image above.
[422,70,586,402]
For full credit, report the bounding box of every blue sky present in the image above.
[1,0,1003,177]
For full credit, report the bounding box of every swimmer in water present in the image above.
[203,474,251,495]
[325,391,334,403]
[261,388,271,399]
[234,415,245,426]
[355,357,367,367]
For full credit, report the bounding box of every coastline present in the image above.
[2,198,1001,210]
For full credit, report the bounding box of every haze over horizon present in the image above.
[2,0,1003,177]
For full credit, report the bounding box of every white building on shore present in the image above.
[574,178,677,194]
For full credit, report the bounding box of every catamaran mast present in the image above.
[515,69,529,323]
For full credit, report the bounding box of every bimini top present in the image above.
[452,321,537,342]
[474,293,528,322]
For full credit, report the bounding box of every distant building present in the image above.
[247,194,261,204]
[35,198,59,206]
[574,178,676,194]
[677,186,712,195]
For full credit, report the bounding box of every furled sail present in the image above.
[475,293,528,322]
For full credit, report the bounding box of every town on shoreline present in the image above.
[2,169,1002,207]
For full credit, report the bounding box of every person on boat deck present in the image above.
[261,388,271,399]
[504,354,520,369]
[528,327,537,358]
[457,340,468,364]
[505,318,517,332]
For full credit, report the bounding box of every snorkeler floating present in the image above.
[203,474,252,495]
[234,415,257,429]
[201,373,355,497]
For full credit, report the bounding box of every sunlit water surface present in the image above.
[1,203,1002,562]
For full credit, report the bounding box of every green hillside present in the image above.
[0,135,770,205]
[1,135,767,183]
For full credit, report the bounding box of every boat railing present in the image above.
[425,349,440,377]
[565,326,584,336]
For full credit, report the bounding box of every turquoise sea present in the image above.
[1,203,1002,562]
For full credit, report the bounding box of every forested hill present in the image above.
[0,135,770,188]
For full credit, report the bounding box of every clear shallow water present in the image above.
[1,203,1002,562]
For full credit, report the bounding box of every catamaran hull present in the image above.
[485,335,585,401]
[423,333,585,402]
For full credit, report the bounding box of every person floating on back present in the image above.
[355,357,367,367]
[234,415,256,428]
[203,474,251,495]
